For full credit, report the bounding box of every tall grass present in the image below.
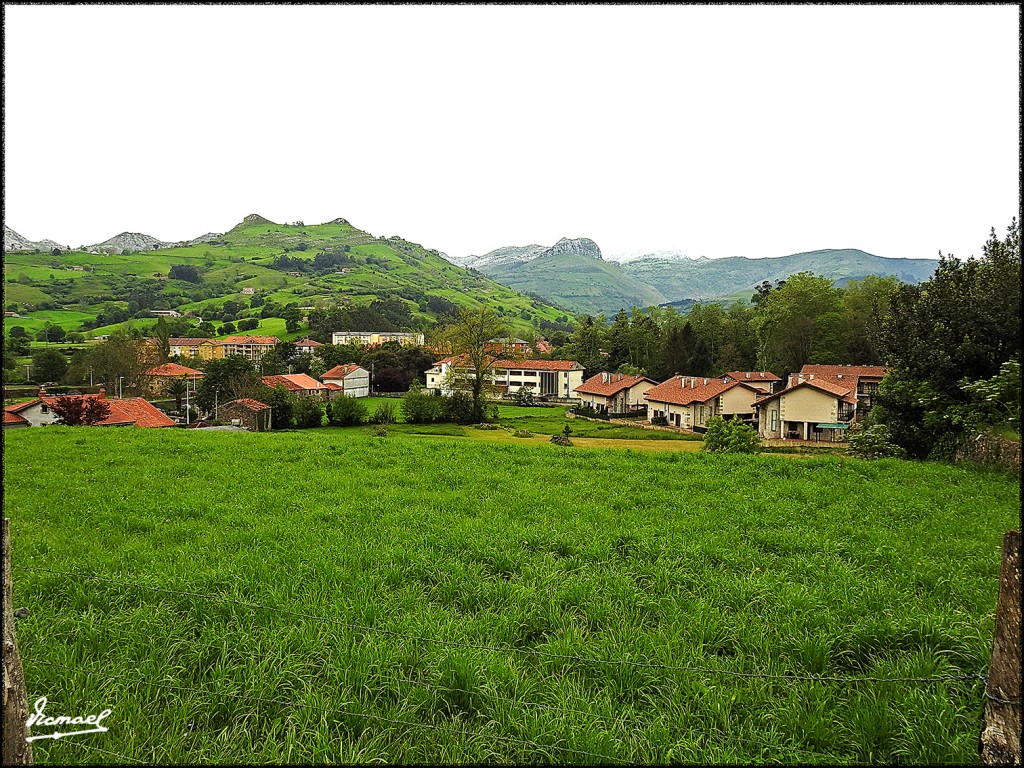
[3,427,1017,764]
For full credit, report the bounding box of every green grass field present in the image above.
[3,426,1018,765]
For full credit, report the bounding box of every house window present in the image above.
[770,409,778,431]
[699,405,706,423]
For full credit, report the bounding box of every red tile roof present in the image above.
[167,337,222,346]
[800,364,886,380]
[294,338,324,347]
[4,410,30,426]
[722,370,782,382]
[228,398,271,411]
[222,335,278,345]
[575,373,655,396]
[434,355,582,372]
[322,364,365,379]
[494,359,582,371]
[644,376,743,406]
[142,363,205,378]
[753,378,857,406]
[323,382,344,390]
[262,374,329,392]
[103,398,177,428]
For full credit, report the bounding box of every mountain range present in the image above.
[454,240,940,315]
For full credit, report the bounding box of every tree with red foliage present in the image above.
[49,396,112,426]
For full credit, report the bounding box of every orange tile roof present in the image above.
[167,337,222,346]
[221,335,278,345]
[800,364,886,380]
[4,410,30,426]
[493,359,582,371]
[323,364,365,379]
[262,374,329,391]
[722,370,782,382]
[294,338,324,347]
[229,398,272,411]
[575,373,655,396]
[323,382,344,390]
[103,398,176,428]
[752,378,857,407]
[644,376,742,406]
[142,362,205,378]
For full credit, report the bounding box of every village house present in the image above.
[2,388,176,429]
[573,372,658,414]
[241,287,256,295]
[321,364,370,397]
[150,309,182,318]
[216,398,272,431]
[293,338,325,355]
[644,376,764,432]
[139,362,204,397]
[425,355,585,399]
[262,373,336,401]
[485,338,533,356]
[331,331,425,347]
[220,335,278,363]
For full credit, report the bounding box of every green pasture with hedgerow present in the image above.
[2,426,1018,764]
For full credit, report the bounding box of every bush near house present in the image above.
[701,416,761,454]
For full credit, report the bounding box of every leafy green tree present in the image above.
[443,306,508,422]
[152,317,171,362]
[512,383,536,406]
[565,315,607,377]
[329,394,368,426]
[701,416,761,454]
[874,221,1021,458]
[847,424,907,460]
[260,385,295,429]
[31,348,68,383]
[163,377,188,411]
[751,272,843,374]
[293,396,324,428]
[281,304,303,334]
[195,356,261,413]
[403,381,444,423]
[309,355,327,381]
[606,310,633,370]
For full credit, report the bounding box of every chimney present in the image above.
[837,373,843,379]
[602,372,609,384]
[703,378,708,386]
[98,388,106,400]
[745,372,750,379]
[808,373,814,380]
[38,387,46,398]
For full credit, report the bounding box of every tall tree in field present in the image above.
[85,331,154,395]
[629,310,661,374]
[565,315,608,377]
[606,310,633,370]
[443,306,508,422]
[31,349,68,383]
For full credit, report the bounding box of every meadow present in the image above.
[2,426,1018,765]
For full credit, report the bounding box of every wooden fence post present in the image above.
[981,529,1021,765]
[2,518,33,764]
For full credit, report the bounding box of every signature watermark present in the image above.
[25,696,112,742]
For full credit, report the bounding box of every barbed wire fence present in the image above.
[11,557,1015,766]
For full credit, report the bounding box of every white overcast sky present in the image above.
[3,4,1020,260]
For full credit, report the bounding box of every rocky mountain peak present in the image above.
[544,237,603,260]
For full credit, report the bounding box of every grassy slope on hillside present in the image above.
[3,218,571,339]
[3,427,1017,765]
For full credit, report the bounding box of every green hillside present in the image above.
[622,249,940,304]
[484,251,667,317]
[3,215,571,339]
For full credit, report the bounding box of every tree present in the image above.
[751,272,843,374]
[308,355,327,381]
[195,356,261,413]
[153,317,171,362]
[442,306,508,422]
[31,349,68,383]
[260,385,295,429]
[49,395,111,426]
[873,220,1021,458]
[168,264,201,283]
[84,332,155,395]
[606,310,633,370]
[163,378,188,412]
[281,304,303,334]
[565,315,607,377]
[293,396,324,428]
[403,381,444,424]
[329,394,368,426]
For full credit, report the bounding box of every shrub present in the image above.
[701,417,761,454]
[329,395,367,426]
[651,415,669,426]
[371,425,389,437]
[403,383,444,424]
[848,424,907,460]
[443,392,474,425]
[370,401,397,425]
[293,397,324,429]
